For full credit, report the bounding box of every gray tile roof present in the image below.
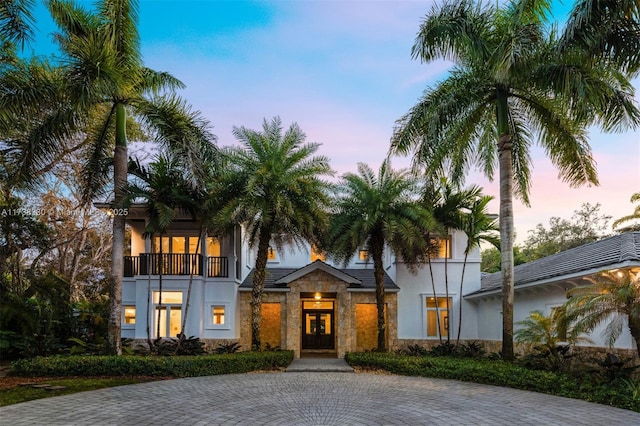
[239,263,399,291]
[469,232,640,297]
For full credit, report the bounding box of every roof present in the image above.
[468,232,640,298]
[239,261,399,292]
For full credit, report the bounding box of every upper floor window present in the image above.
[152,236,221,256]
[428,236,451,259]
[311,246,326,262]
[358,249,369,261]
[267,246,277,260]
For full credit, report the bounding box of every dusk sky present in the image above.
[28,0,639,243]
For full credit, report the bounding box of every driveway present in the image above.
[1,372,638,425]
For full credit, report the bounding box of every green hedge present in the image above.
[345,352,640,412]
[11,351,293,378]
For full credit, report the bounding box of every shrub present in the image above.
[11,351,293,378]
[396,344,429,356]
[345,352,640,412]
[216,341,241,354]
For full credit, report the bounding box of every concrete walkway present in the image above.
[2,371,639,425]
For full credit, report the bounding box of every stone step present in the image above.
[285,358,354,372]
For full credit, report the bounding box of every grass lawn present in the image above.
[0,376,169,406]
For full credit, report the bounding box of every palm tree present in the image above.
[613,193,640,232]
[566,270,640,358]
[560,0,640,75]
[216,117,333,350]
[327,160,435,351]
[389,0,638,360]
[0,0,34,50]
[2,0,216,354]
[424,180,481,342]
[515,308,592,372]
[125,154,198,343]
[456,193,499,343]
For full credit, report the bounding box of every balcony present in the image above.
[124,254,229,278]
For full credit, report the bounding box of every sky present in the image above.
[27,0,640,243]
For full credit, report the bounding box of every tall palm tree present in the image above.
[125,154,198,341]
[216,117,333,350]
[389,0,638,360]
[560,0,640,76]
[424,180,481,342]
[327,160,435,351]
[612,192,640,232]
[565,270,640,358]
[456,193,499,343]
[0,0,34,50]
[2,0,216,354]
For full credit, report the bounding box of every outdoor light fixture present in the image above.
[314,293,322,300]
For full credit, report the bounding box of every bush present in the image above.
[345,352,640,412]
[11,351,294,378]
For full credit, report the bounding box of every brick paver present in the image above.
[1,372,638,425]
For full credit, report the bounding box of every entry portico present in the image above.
[238,261,399,358]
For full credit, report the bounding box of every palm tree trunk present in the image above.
[107,103,127,356]
[427,236,442,344]
[157,233,163,339]
[628,317,640,359]
[444,244,450,343]
[497,89,515,361]
[176,226,204,354]
[456,252,469,344]
[251,230,272,350]
[371,234,386,351]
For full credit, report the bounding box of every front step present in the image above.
[285,358,354,372]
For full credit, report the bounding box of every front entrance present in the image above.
[302,300,335,350]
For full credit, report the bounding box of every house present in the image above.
[468,232,640,353]
[120,205,481,357]
[120,203,640,358]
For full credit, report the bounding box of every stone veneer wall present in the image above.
[261,302,281,348]
[238,270,399,358]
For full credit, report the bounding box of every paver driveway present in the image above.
[1,372,639,425]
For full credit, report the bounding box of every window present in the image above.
[212,306,225,325]
[428,236,451,259]
[123,306,136,325]
[206,237,221,256]
[153,291,183,338]
[267,246,277,260]
[310,246,326,262]
[358,249,369,261]
[153,236,201,254]
[426,297,452,338]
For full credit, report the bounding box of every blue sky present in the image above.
[28,0,640,242]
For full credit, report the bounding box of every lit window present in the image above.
[267,246,277,260]
[207,237,221,256]
[212,306,225,325]
[426,297,451,337]
[153,291,183,304]
[358,249,369,261]
[124,306,136,325]
[311,246,326,262]
[428,236,451,259]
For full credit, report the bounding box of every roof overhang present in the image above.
[274,261,362,285]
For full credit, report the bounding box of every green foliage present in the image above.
[345,352,640,412]
[397,344,429,356]
[515,309,592,372]
[594,353,639,383]
[480,246,527,273]
[11,351,294,378]
[215,341,242,354]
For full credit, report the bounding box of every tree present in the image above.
[217,117,333,349]
[560,0,640,76]
[389,0,638,360]
[565,270,640,358]
[125,154,199,341]
[327,160,435,351]
[0,0,34,50]
[515,308,592,372]
[456,193,499,343]
[1,0,216,354]
[522,202,611,260]
[613,193,640,233]
[424,180,483,342]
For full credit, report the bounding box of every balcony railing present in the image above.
[124,254,229,278]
